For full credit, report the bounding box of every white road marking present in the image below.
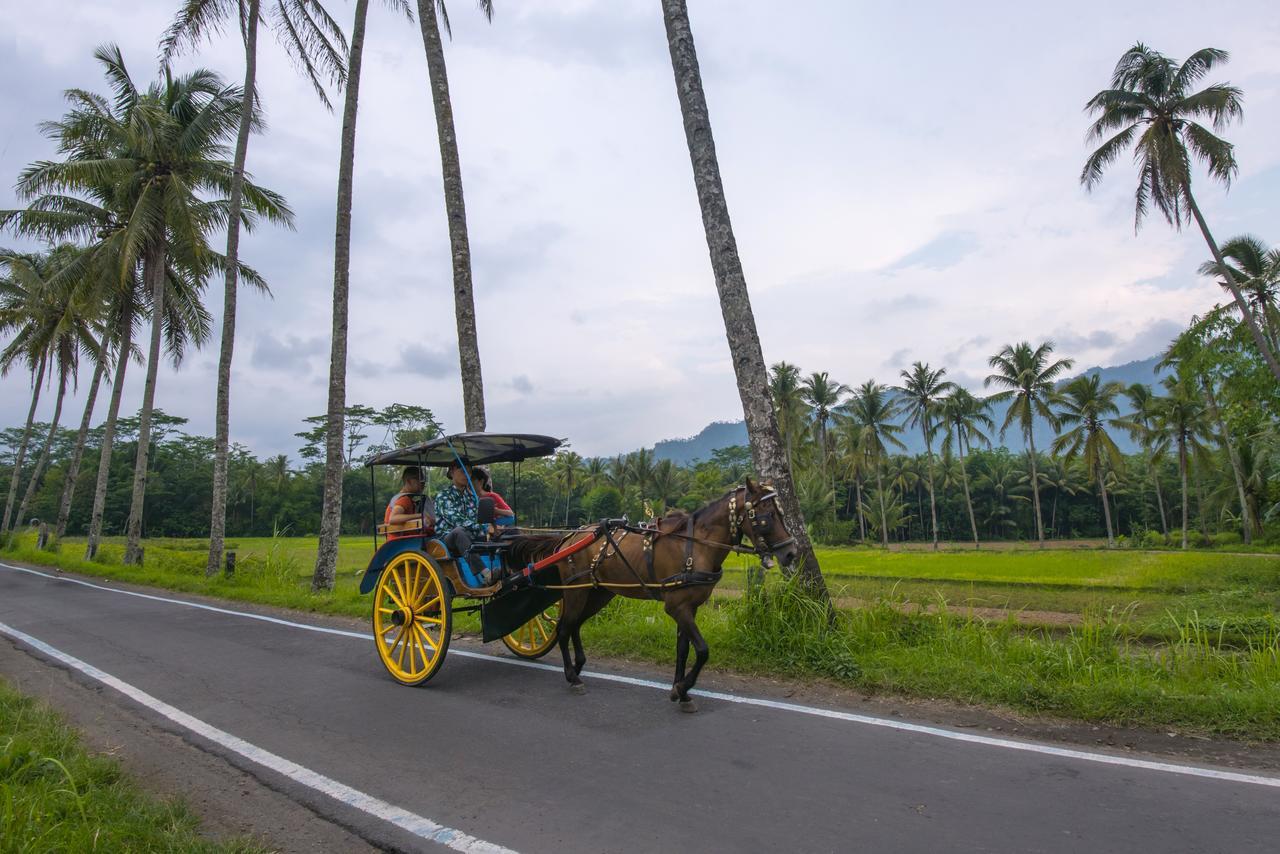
[0,618,516,854]
[4,561,1280,790]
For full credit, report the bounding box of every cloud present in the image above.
[882,348,912,369]
[250,333,326,372]
[1109,319,1184,365]
[510,375,534,394]
[398,344,458,379]
[1053,328,1119,352]
[882,231,980,273]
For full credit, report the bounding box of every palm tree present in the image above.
[7,248,102,533]
[769,361,805,471]
[1197,235,1280,351]
[163,0,348,578]
[660,0,825,596]
[651,458,685,512]
[54,328,109,540]
[0,251,54,535]
[1051,374,1126,546]
[1082,44,1280,383]
[834,419,871,542]
[800,371,849,475]
[553,450,584,525]
[626,447,656,497]
[972,456,1027,539]
[894,362,953,550]
[939,388,993,549]
[314,0,412,592]
[1152,376,1212,549]
[985,342,1074,547]
[1124,383,1170,540]
[838,381,904,547]
[415,0,491,432]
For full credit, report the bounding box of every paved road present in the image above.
[3,562,1279,853]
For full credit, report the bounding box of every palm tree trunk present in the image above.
[1179,438,1188,551]
[15,372,67,530]
[1202,379,1251,545]
[1149,450,1169,539]
[1025,428,1045,547]
[875,465,889,548]
[313,0,369,592]
[1187,193,1280,383]
[959,442,979,549]
[1098,468,1115,547]
[1050,490,1059,538]
[417,0,486,431]
[661,0,825,597]
[86,310,132,560]
[207,0,261,578]
[854,475,866,542]
[123,239,168,565]
[923,426,938,550]
[1,358,45,536]
[56,353,105,539]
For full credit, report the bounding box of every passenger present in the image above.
[472,465,515,527]
[435,461,489,569]
[384,466,434,540]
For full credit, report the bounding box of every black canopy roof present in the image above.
[365,432,563,468]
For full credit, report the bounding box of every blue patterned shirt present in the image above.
[434,484,484,537]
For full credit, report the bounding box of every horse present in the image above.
[527,478,799,711]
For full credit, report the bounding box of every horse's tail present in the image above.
[505,532,569,567]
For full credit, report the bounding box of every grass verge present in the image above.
[0,676,259,852]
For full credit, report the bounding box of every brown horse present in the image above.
[531,478,798,711]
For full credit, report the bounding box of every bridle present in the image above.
[727,484,797,569]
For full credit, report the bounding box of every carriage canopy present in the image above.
[365,432,563,468]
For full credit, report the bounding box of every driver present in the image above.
[435,460,488,561]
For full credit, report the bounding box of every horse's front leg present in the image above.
[675,609,709,711]
[557,591,586,694]
[670,625,690,703]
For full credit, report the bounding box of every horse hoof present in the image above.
[570,683,587,695]
[679,699,698,714]
[669,687,681,702]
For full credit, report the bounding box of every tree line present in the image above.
[2,29,1276,598]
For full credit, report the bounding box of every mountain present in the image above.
[646,356,1167,465]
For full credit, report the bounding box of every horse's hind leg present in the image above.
[571,590,614,676]
[666,603,708,711]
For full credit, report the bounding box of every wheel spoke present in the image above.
[391,566,411,608]
[391,625,408,667]
[416,622,439,652]
[415,596,441,615]
[382,582,406,612]
[410,560,422,605]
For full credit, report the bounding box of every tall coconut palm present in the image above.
[768,361,805,471]
[415,0,491,432]
[1051,374,1126,546]
[939,387,993,549]
[1197,235,1280,351]
[800,371,849,485]
[1082,44,1280,383]
[163,0,348,578]
[985,341,1074,547]
[54,329,109,540]
[553,450,584,525]
[660,0,825,594]
[837,381,905,547]
[894,362,953,550]
[313,0,413,591]
[6,247,102,533]
[0,251,54,535]
[1124,382,1170,539]
[1151,376,1212,549]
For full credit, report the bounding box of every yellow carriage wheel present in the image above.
[372,551,452,686]
[501,599,562,660]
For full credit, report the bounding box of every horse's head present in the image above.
[738,477,799,570]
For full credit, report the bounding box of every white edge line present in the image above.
[4,560,1279,790]
[0,617,516,854]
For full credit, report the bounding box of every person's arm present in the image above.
[386,496,418,525]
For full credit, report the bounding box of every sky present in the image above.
[2,0,1279,460]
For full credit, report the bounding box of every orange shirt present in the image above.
[384,493,426,540]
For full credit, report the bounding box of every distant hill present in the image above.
[645,356,1167,464]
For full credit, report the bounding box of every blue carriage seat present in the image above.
[441,537,506,588]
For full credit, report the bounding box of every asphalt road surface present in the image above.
[3,561,1279,853]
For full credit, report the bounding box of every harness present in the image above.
[529,484,794,595]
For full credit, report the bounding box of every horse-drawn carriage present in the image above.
[359,431,799,707]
